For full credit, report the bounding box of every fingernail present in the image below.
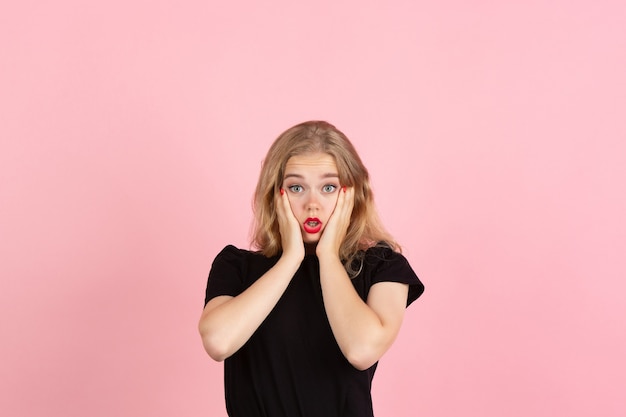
[280,188,285,195]
[342,186,346,193]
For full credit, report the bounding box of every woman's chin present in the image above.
[301,230,321,244]
[303,236,320,244]
[302,229,321,239]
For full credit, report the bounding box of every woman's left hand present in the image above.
[316,186,355,258]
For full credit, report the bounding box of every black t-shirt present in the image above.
[204,244,424,417]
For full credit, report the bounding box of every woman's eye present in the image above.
[288,185,303,193]
[322,185,337,193]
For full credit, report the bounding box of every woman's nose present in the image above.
[305,192,320,211]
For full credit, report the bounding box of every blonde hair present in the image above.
[252,120,399,276]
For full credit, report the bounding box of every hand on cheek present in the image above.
[317,186,354,258]
[276,189,305,262]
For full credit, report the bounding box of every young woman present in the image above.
[199,121,424,417]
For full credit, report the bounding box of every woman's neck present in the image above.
[304,242,317,256]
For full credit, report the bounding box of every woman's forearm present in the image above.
[318,253,408,370]
[198,254,302,361]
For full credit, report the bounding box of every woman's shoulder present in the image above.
[348,242,408,276]
[214,244,263,260]
[216,244,253,256]
[359,242,416,279]
[359,242,424,304]
[362,241,401,262]
[212,244,277,269]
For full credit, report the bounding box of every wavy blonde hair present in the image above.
[252,121,399,276]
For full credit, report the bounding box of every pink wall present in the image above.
[1,1,624,416]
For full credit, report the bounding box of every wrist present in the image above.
[279,250,304,268]
[316,248,341,263]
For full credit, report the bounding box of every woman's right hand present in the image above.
[276,188,305,262]
[200,193,304,361]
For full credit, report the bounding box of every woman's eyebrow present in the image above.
[283,173,304,179]
[283,173,339,180]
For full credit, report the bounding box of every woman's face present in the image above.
[282,152,341,244]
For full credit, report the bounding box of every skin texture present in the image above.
[198,152,409,370]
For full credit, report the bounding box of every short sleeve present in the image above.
[204,245,247,306]
[366,246,424,306]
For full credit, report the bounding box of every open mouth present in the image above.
[303,218,322,234]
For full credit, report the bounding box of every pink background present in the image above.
[1,1,625,416]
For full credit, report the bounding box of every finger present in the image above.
[344,186,355,215]
[327,189,344,225]
[278,189,300,232]
[338,186,354,222]
[280,189,297,222]
[275,190,293,230]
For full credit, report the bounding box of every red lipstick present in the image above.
[303,217,322,234]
